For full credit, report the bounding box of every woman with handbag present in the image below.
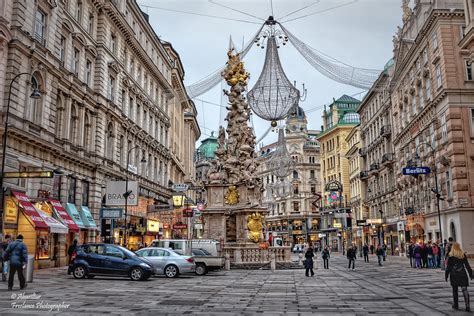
[445,242,473,311]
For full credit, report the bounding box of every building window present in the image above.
[441,112,448,143]
[81,180,89,206]
[85,60,92,86]
[446,170,453,199]
[419,84,424,108]
[310,170,315,178]
[471,109,474,137]
[293,183,299,195]
[72,48,80,75]
[423,48,428,64]
[70,105,78,144]
[59,36,66,62]
[430,123,436,149]
[30,75,43,124]
[108,75,115,101]
[411,94,417,116]
[88,14,94,34]
[435,65,442,88]
[68,177,76,204]
[425,77,431,100]
[466,60,473,81]
[111,33,117,54]
[293,170,299,179]
[311,184,316,194]
[293,201,299,213]
[83,113,91,150]
[76,1,82,22]
[34,9,46,44]
[432,32,438,50]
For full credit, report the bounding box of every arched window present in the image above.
[450,222,456,241]
[70,104,78,144]
[83,112,91,150]
[55,93,64,138]
[30,73,44,124]
[293,171,299,179]
[105,122,114,160]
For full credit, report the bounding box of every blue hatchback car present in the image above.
[68,243,154,281]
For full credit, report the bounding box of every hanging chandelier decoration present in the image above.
[266,127,296,179]
[247,20,301,127]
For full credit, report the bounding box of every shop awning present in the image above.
[79,206,98,230]
[36,208,68,234]
[12,191,49,230]
[65,203,86,229]
[49,200,79,233]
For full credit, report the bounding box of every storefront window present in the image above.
[37,231,50,259]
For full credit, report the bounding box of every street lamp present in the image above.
[123,145,146,248]
[414,141,444,269]
[0,73,40,235]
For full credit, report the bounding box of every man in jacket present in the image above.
[363,244,369,263]
[347,246,356,270]
[5,235,28,290]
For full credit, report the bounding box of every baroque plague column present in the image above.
[203,49,279,264]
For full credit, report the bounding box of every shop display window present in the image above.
[37,231,50,259]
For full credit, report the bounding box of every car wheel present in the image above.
[73,265,87,279]
[164,265,179,278]
[195,263,207,276]
[130,267,144,281]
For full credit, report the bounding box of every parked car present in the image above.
[68,243,154,281]
[135,247,195,278]
[150,239,221,256]
[191,248,225,276]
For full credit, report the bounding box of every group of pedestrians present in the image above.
[407,240,442,269]
[0,234,29,290]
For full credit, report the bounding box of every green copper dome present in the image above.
[198,132,218,160]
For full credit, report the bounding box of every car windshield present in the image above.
[200,249,211,255]
[115,245,137,258]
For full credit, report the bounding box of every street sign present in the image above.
[402,167,431,175]
[100,208,123,219]
[171,183,189,192]
[356,220,367,226]
[105,181,139,206]
[147,204,172,212]
[4,171,54,178]
[183,208,194,217]
[173,224,187,229]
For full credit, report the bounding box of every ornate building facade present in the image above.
[258,107,321,247]
[0,0,199,267]
[318,95,360,252]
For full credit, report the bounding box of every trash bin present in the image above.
[25,255,34,283]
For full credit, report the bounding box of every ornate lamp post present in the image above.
[0,74,41,235]
[414,141,444,269]
[123,145,146,248]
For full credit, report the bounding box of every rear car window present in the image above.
[83,245,105,255]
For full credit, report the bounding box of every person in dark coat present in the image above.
[304,246,315,277]
[5,235,28,290]
[445,242,473,311]
[407,242,414,268]
[347,246,356,270]
[370,244,374,255]
[363,244,369,262]
[67,239,78,265]
[376,245,384,266]
[413,243,422,268]
[322,246,330,269]
[420,242,428,268]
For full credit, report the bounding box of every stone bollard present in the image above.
[225,253,231,271]
[298,253,304,266]
[270,253,276,271]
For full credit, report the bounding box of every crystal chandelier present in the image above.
[266,128,296,179]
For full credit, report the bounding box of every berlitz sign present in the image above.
[105,181,138,206]
[402,167,431,175]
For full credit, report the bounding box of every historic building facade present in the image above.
[258,107,321,247]
[390,0,474,254]
[0,0,199,267]
[317,95,360,252]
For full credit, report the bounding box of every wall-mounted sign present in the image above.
[147,220,160,232]
[325,180,343,192]
[402,167,430,175]
[367,218,383,224]
[172,184,189,192]
[105,181,138,206]
[333,223,342,228]
[356,220,367,226]
[4,171,54,178]
[173,224,187,229]
[4,197,18,224]
[100,208,123,219]
[182,208,194,217]
[397,221,405,231]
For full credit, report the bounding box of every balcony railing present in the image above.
[360,171,369,179]
[382,153,394,164]
[381,125,391,138]
[369,163,379,173]
[303,141,319,149]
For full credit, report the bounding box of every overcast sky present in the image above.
[137,0,402,147]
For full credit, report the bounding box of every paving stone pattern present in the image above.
[0,254,472,315]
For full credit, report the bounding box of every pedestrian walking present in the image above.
[445,237,454,265]
[67,239,78,265]
[407,242,414,268]
[5,235,28,290]
[304,245,315,277]
[347,246,356,270]
[376,245,384,266]
[363,244,369,262]
[382,243,387,261]
[1,235,12,282]
[370,244,374,255]
[432,243,440,268]
[322,246,330,269]
[445,242,473,312]
[421,242,428,268]
[427,241,434,268]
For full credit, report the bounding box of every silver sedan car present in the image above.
[135,247,195,278]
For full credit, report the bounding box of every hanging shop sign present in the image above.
[105,181,138,206]
[402,167,431,175]
[100,208,123,219]
[397,221,405,231]
[182,208,194,217]
[147,220,160,233]
[173,224,188,229]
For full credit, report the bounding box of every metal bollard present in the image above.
[225,253,231,271]
[270,253,276,271]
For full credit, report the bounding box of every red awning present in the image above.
[12,191,49,230]
[49,200,80,233]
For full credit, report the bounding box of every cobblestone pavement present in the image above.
[0,254,471,315]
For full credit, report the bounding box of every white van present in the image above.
[150,239,221,256]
